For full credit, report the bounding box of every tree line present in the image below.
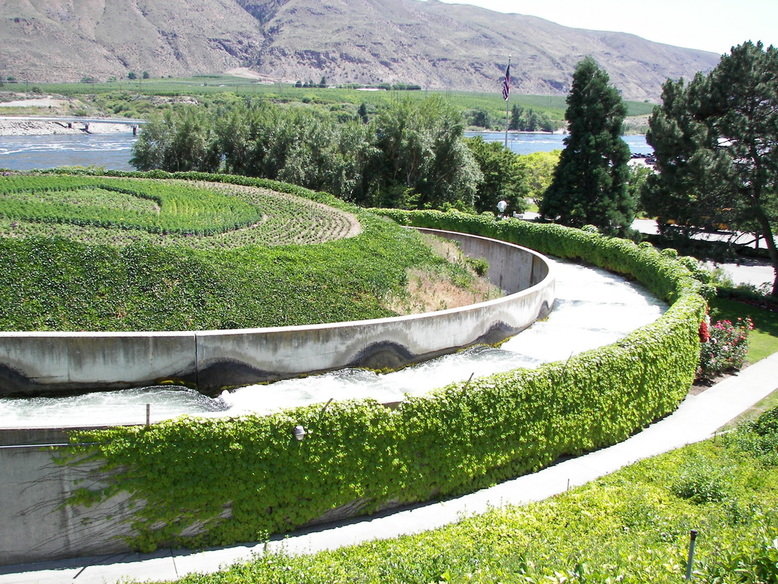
[537,43,777,295]
[130,97,557,215]
[467,105,556,132]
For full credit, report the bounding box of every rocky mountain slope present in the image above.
[0,0,720,100]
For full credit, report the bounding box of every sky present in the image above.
[436,0,778,54]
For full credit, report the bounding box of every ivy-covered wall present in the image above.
[60,210,707,554]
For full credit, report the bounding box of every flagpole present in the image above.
[504,55,511,149]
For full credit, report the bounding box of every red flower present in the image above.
[699,320,710,343]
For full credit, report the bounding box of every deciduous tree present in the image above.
[371,97,481,209]
[515,150,560,209]
[130,98,482,211]
[130,109,220,172]
[465,137,527,214]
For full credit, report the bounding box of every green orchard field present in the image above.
[0,172,484,332]
[15,76,655,130]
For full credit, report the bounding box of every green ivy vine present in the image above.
[58,208,707,553]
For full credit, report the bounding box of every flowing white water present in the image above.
[0,259,666,428]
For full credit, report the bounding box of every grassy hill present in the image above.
[0,171,494,331]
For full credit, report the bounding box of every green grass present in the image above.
[708,295,778,363]
[0,173,469,332]
[148,413,778,584]
[0,176,263,236]
[0,176,357,247]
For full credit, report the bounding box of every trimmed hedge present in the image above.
[61,210,707,553]
[141,411,778,584]
[376,209,715,304]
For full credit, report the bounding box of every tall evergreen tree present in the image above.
[641,75,735,236]
[540,57,633,234]
[643,41,778,295]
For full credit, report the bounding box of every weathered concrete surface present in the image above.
[0,438,135,565]
[0,229,555,565]
[0,332,197,395]
[0,229,554,397]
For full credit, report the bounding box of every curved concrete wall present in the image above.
[0,230,555,565]
[0,229,555,397]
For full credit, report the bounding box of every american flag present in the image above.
[502,62,511,100]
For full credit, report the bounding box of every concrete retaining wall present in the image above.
[0,431,135,565]
[0,229,555,397]
[0,230,555,565]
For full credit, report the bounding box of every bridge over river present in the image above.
[0,115,146,134]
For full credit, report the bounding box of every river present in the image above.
[465,131,653,156]
[0,133,137,171]
[0,132,652,172]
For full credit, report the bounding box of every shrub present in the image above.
[697,317,753,381]
[465,256,488,276]
[670,459,731,503]
[753,406,778,437]
[730,406,778,467]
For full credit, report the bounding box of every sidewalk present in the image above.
[2,352,777,584]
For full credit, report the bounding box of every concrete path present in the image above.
[2,353,776,584]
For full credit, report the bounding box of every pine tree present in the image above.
[357,103,369,124]
[641,75,734,236]
[465,137,528,214]
[540,57,633,234]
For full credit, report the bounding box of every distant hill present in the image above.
[0,0,720,100]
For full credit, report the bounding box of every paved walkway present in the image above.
[2,353,777,584]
